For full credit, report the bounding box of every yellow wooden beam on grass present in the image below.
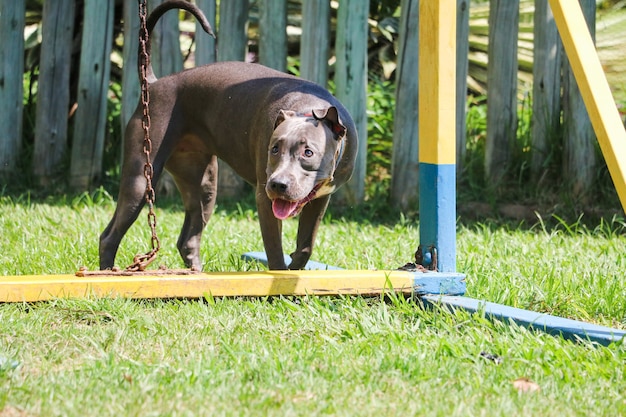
[549,0,626,212]
[0,269,465,303]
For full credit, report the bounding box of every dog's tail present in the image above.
[141,0,215,83]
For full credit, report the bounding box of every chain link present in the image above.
[126,0,160,272]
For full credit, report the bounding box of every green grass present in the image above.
[1,191,626,416]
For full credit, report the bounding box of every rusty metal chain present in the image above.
[126,0,160,272]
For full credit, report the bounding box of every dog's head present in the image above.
[265,106,347,220]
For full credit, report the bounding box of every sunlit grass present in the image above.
[1,192,626,416]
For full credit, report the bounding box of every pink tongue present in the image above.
[272,199,299,220]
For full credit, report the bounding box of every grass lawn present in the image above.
[1,190,625,416]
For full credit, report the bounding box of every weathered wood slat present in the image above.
[456,0,470,174]
[148,0,183,78]
[121,0,140,137]
[390,0,419,211]
[259,0,287,71]
[531,0,562,180]
[217,0,248,62]
[32,0,75,184]
[334,0,369,205]
[195,0,217,66]
[0,0,25,174]
[562,0,597,202]
[485,0,519,183]
[70,0,114,190]
[300,0,330,87]
[216,0,249,198]
[550,0,626,212]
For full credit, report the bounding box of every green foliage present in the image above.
[460,96,488,193]
[459,93,536,199]
[365,78,396,202]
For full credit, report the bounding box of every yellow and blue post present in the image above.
[418,0,457,273]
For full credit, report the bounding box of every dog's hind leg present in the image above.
[167,153,218,270]
[99,175,152,269]
[99,117,168,270]
[100,165,167,272]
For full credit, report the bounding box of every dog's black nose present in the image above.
[269,180,288,193]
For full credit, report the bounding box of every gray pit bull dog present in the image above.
[99,0,357,271]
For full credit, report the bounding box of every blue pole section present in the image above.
[419,164,457,272]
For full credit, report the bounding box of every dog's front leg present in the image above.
[289,194,331,269]
[256,186,288,270]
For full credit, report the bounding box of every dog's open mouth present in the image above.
[271,183,322,220]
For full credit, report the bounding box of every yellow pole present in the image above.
[419,0,456,166]
[549,0,626,212]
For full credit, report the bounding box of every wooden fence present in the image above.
[0,0,607,209]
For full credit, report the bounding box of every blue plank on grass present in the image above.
[422,295,625,346]
[242,252,343,271]
[241,252,466,296]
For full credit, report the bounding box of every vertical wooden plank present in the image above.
[300,0,330,86]
[259,0,287,71]
[390,0,419,210]
[195,0,217,66]
[484,0,519,183]
[456,0,470,174]
[70,0,114,190]
[141,0,184,196]
[216,0,249,198]
[148,0,183,78]
[531,0,562,181]
[549,0,626,212]
[217,0,248,62]
[32,0,75,184]
[562,0,596,201]
[418,0,457,273]
[0,0,25,174]
[121,0,140,139]
[334,0,369,205]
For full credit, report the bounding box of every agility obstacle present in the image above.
[242,252,626,346]
[1,0,625,346]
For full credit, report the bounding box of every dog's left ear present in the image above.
[312,107,346,140]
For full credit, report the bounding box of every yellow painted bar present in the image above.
[549,0,626,212]
[0,270,417,302]
[418,0,456,165]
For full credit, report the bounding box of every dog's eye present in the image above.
[271,145,279,155]
[303,149,314,157]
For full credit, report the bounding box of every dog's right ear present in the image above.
[312,107,346,139]
[274,110,298,129]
